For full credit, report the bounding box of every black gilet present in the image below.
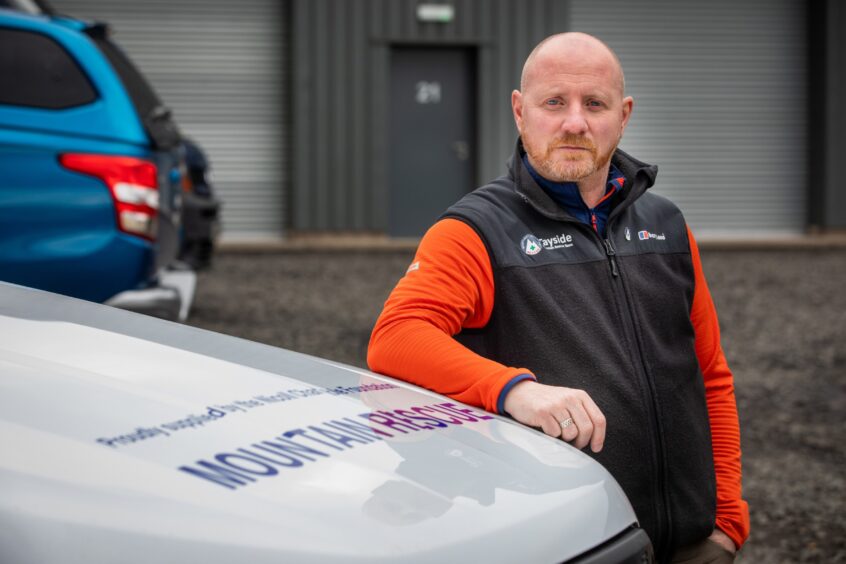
[442,141,717,560]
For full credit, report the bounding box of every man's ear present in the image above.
[511,90,523,132]
[620,95,634,133]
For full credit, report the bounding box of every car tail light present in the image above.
[60,153,159,240]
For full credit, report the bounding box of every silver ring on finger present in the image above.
[559,417,575,430]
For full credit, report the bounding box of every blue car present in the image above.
[0,8,194,320]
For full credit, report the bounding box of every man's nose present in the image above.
[559,106,589,135]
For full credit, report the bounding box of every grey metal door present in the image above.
[389,47,476,237]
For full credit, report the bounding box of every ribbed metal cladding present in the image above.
[292,0,568,232]
[570,0,807,235]
[52,0,288,240]
[821,0,846,228]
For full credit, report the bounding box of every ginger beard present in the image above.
[521,131,620,183]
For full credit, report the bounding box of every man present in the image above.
[368,33,749,563]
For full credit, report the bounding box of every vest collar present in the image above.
[507,138,659,224]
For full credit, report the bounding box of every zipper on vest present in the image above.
[602,224,672,557]
[545,219,671,554]
[602,238,619,277]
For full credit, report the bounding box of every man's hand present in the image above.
[503,380,606,452]
[708,529,737,555]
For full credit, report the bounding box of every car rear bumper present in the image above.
[105,265,196,322]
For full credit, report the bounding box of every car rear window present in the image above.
[0,27,97,109]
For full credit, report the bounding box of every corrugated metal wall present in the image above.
[291,0,568,232]
[570,0,807,235]
[50,0,812,237]
[819,0,846,229]
[53,0,289,240]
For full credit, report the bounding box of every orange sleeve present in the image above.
[688,225,750,549]
[367,218,535,412]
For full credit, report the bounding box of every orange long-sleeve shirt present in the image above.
[369,217,750,548]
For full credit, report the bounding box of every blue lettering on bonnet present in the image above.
[179,402,494,490]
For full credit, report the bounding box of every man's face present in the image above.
[512,41,633,183]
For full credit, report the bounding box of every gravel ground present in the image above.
[187,248,846,563]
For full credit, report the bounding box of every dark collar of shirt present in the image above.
[521,154,626,237]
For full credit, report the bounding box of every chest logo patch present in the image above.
[521,234,543,255]
[638,229,667,241]
[521,232,575,255]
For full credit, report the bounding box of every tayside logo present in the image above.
[521,232,575,255]
[539,232,574,249]
[521,234,543,255]
[638,229,667,241]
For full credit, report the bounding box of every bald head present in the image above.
[520,32,625,95]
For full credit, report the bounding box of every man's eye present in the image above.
[587,100,603,108]
[545,99,561,106]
